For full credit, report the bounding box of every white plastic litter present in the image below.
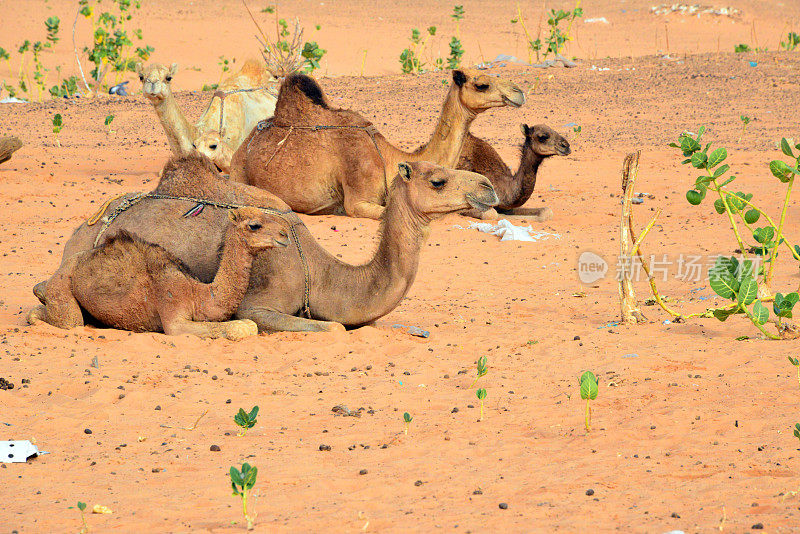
[0,97,29,104]
[457,219,561,242]
[584,17,609,23]
[0,440,40,463]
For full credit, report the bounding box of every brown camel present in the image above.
[0,136,22,165]
[229,69,524,219]
[28,207,290,339]
[36,154,498,333]
[458,123,571,220]
[136,60,277,172]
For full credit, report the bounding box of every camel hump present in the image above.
[237,59,272,84]
[103,230,194,277]
[160,152,221,183]
[281,73,329,109]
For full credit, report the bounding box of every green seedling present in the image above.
[573,125,582,137]
[580,371,598,432]
[52,113,63,146]
[261,5,275,14]
[789,356,800,391]
[470,356,488,387]
[794,423,800,443]
[447,36,464,69]
[476,388,487,421]
[76,501,88,533]
[217,55,232,84]
[104,114,115,134]
[403,412,412,434]
[672,127,800,339]
[780,32,800,51]
[230,463,258,530]
[399,27,436,74]
[234,405,259,436]
[739,115,752,141]
[734,43,752,53]
[45,16,60,45]
[301,41,326,73]
[451,5,465,38]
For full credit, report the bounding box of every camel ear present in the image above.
[398,162,412,182]
[520,124,530,136]
[169,63,178,77]
[452,69,467,87]
[228,209,239,223]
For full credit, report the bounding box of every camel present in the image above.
[28,206,290,340]
[228,69,524,219]
[0,136,22,165]
[35,153,498,333]
[136,59,277,172]
[458,123,571,220]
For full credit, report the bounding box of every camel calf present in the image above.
[28,207,289,340]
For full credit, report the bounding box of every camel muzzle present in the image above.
[466,181,499,212]
[503,90,526,108]
[557,142,572,156]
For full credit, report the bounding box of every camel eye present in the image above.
[474,83,490,91]
[209,144,218,150]
[165,75,172,82]
[538,134,549,142]
[247,223,262,231]
[138,75,144,81]
[430,179,447,189]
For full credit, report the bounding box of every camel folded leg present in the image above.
[343,196,385,220]
[237,307,345,333]
[162,317,259,340]
[27,256,84,329]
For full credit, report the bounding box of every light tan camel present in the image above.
[228,69,524,219]
[28,207,289,339]
[136,59,277,172]
[458,123,571,219]
[35,154,498,333]
[0,136,22,165]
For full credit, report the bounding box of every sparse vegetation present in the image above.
[469,356,488,387]
[230,463,258,530]
[476,388,487,421]
[399,5,466,74]
[512,4,582,63]
[234,405,259,436]
[739,114,752,141]
[403,411,412,434]
[673,128,800,339]
[780,32,800,51]
[104,114,115,134]
[52,114,63,146]
[580,371,598,432]
[75,501,88,533]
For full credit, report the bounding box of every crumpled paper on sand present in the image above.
[456,219,561,242]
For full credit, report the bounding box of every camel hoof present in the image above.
[324,321,346,332]
[33,281,47,304]
[226,319,259,341]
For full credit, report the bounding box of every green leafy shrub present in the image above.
[403,411,412,434]
[780,32,800,51]
[580,371,598,432]
[230,463,258,530]
[234,406,259,436]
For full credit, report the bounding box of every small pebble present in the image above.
[84,428,92,435]
[573,335,580,340]
[210,445,221,452]
[498,502,508,510]
[473,489,482,495]
[752,524,764,530]
[585,489,594,496]
[414,480,423,486]
[359,469,368,475]
[154,405,161,411]
[319,444,331,451]
[451,407,459,413]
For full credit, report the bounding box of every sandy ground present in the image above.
[2,1,800,532]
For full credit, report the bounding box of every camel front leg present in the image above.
[343,197,385,220]
[499,206,553,222]
[237,306,345,333]
[27,256,84,329]
[162,318,259,340]
[460,207,499,220]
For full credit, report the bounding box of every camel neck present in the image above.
[154,92,196,155]
[415,86,476,166]
[504,148,545,210]
[206,228,253,318]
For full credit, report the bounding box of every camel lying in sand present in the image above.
[229,69,523,219]
[0,136,22,165]
[458,123,571,220]
[34,154,497,333]
[28,207,290,340]
[137,60,277,172]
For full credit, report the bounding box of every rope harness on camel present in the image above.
[211,86,278,139]
[248,118,390,197]
[88,192,313,319]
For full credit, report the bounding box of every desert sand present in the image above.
[2,0,800,532]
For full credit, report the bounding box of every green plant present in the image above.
[543,7,583,58]
[301,41,326,73]
[76,501,88,533]
[470,356,488,387]
[260,4,275,14]
[573,125,582,137]
[78,0,155,90]
[789,356,800,390]
[734,43,752,53]
[451,5,465,37]
[580,371,598,432]
[781,32,800,51]
[234,405,259,436]
[447,36,464,69]
[794,423,800,443]
[476,388,487,421]
[399,27,431,74]
[739,115,752,141]
[230,463,258,530]
[104,114,115,134]
[403,411,412,434]
[673,127,800,339]
[45,16,61,45]
[49,75,79,98]
[52,113,63,146]
[217,55,232,84]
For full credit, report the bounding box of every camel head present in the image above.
[228,207,290,250]
[193,131,234,173]
[136,62,178,103]
[452,69,525,113]
[395,161,498,218]
[521,124,571,157]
